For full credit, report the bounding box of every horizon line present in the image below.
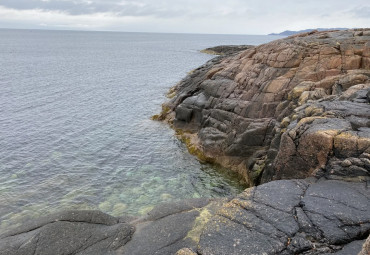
[0,26,280,37]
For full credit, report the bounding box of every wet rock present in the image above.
[142,198,210,221]
[117,198,226,255]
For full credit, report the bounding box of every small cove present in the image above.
[0,29,282,231]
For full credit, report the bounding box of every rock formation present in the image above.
[197,179,369,255]
[200,45,253,55]
[1,179,368,255]
[160,29,370,186]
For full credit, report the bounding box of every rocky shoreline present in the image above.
[160,29,370,187]
[1,179,369,254]
[1,29,369,254]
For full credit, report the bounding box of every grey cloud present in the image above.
[0,0,149,16]
[0,0,255,18]
[0,0,369,34]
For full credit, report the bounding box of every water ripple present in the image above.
[0,29,282,232]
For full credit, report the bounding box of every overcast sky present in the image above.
[0,0,369,34]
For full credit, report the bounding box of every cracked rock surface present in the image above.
[197,179,369,255]
[0,181,368,255]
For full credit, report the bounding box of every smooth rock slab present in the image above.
[0,210,134,255]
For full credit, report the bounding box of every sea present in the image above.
[0,29,282,231]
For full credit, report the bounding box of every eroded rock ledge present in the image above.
[160,29,370,186]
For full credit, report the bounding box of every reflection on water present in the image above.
[0,29,281,231]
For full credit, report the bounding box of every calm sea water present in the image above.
[0,29,282,230]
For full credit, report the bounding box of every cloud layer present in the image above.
[0,0,369,34]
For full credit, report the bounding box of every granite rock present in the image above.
[160,29,370,186]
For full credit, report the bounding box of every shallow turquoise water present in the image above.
[0,29,282,230]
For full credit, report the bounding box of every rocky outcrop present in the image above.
[200,45,254,56]
[262,83,370,183]
[1,180,368,255]
[160,29,370,186]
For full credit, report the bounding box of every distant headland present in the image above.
[269,27,349,36]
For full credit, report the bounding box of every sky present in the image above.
[0,0,369,35]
